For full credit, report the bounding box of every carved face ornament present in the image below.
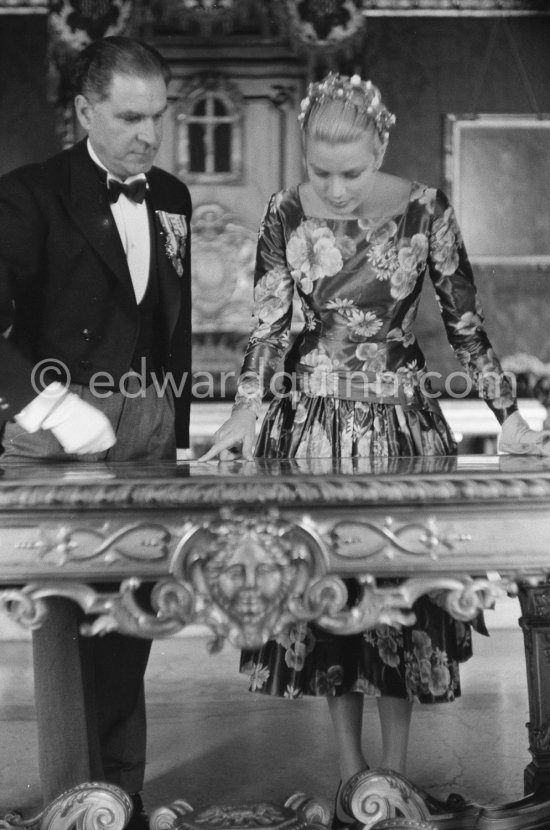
[203,530,296,625]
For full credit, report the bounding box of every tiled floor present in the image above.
[0,621,530,821]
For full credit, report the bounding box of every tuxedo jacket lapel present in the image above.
[63,141,134,296]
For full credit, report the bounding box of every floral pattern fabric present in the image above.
[238,183,513,703]
[242,608,473,703]
[234,183,515,427]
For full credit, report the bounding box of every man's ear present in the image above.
[74,94,93,132]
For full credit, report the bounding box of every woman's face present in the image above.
[305,134,382,216]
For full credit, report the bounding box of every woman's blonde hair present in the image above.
[299,73,395,148]
[304,98,380,146]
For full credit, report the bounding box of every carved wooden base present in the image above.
[4,774,550,830]
[0,782,132,830]
[0,789,329,830]
[339,769,550,829]
[150,793,330,830]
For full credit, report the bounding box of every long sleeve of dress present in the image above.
[233,194,295,417]
[427,189,516,424]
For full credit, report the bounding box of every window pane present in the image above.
[214,123,231,172]
[213,97,227,117]
[189,123,205,172]
[193,99,207,117]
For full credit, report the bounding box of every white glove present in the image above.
[499,410,550,456]
[176,447,194,461]
[16,382,115,454]
[41,392,116,455]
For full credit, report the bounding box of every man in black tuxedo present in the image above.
[0,37,192,828]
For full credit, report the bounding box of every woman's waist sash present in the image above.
[294,363,441,412]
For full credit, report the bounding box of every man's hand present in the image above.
[176,448,194,461]
[16,384,116,455]
[41,392,116,454]
[499,410,550,456]
[199,409,257,461]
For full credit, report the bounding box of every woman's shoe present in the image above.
[423,790,471,815]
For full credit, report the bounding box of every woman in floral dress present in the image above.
[201,72,547,823]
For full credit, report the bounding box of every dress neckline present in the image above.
[294,181,415,226]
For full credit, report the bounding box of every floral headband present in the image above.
[298,72,396,142]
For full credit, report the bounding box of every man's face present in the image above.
[75,72,168,179]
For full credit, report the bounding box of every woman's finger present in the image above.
[198,433,240,461]
[219,448,239,460]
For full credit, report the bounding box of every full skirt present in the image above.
[241,393,480,703]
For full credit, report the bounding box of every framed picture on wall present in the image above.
[444,114,550,265]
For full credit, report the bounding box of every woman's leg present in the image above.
[327,692,368,783]
[377,696,413,774]
[327,693,413,821]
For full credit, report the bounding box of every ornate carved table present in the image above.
[2,454,550,830]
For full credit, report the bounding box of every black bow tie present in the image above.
[107,178,148,204]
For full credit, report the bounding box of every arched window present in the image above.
[176,75,243,184]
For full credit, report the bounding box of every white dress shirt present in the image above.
[87,140,151,304]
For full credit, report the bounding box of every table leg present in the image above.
[518,582,550,794]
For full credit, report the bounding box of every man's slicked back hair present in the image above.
[72,36,171,100]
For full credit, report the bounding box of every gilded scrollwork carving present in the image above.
[0,782,131,830]
[26,522,172,566]
[0,580,191,640]
[166,507,346,650]
[149,798,194,830]
[339,769,432,829]
[283,794,331,828]
[316,575,511,636]
[0,587,48,630]
[428,577,510,623]
[0,504,517,646]
[150,795,329,830]
[332,516,471,561]
[0,508,346,647]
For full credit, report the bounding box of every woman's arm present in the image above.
[427,188,516,425]
[200,193,295,460]
[427,189,550,455]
